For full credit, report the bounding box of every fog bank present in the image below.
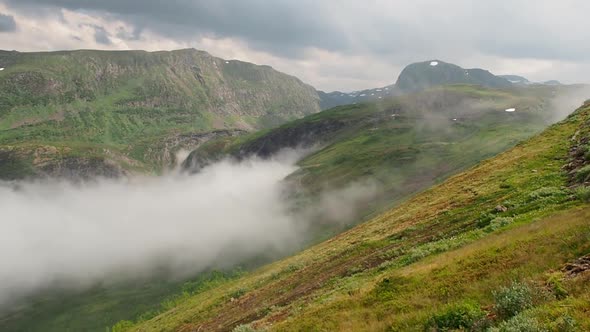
[0,152,375,309]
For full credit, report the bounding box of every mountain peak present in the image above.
[395,60,512,92]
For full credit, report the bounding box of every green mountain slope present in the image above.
[186,85,578,233]
[0,49,320,178]
[126,101,590,331]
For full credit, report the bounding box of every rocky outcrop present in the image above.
[144,129,247,167]
[0,145,126,180]
[36,156,125,179]
[562,255,590,278]
[182,119,349,172]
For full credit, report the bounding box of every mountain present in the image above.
[125,100,590,332]
[317,84,398,110]
[317,60,515,109]
[499,74,530,85]
[544,80,563,86]
[395,60,512,92]
[0,49,320,179]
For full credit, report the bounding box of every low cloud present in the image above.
[548,85,590,122]
[91,25,112,45]
[0,151,377,310]
[0,12,15,32]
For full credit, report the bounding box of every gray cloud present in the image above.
[3,0,590,61]
[2,0,346,57]
[90,24,112,45]
[0,13,16,32]
[115,25,141,41]
[0,0,588,90]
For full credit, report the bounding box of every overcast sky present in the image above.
[0,0,587,91]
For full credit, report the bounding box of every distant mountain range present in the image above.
[317,60,563,109]
[0,49,570,179]
[0,48,320,178]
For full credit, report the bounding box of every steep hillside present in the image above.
[0,49,320,178]
[126,101,590,332]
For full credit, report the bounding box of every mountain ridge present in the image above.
[0,48,320,178]
[318,61,568,110]
[127,101,590,332]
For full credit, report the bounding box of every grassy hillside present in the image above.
[0,49,320,177]
[186,84,579,233]
[125,101,590,331]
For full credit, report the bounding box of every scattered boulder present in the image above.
[562,255,590,278]
[494,205,508,213]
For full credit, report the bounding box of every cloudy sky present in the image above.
[0,0,587,91]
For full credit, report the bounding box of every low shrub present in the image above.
[491,314,541,332]
[429,302,485,331]
[575,165,590,183]
[527,187,566,201]
[549,314,578,332]
[476,212,495,228]
[493,282,533,319]
[485,217,514,232]
[232,324,264,332]
[228,288,248,299]
[546,273,568,300]
[574,186,590,202]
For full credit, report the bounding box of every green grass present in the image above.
[125,103,590,331]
